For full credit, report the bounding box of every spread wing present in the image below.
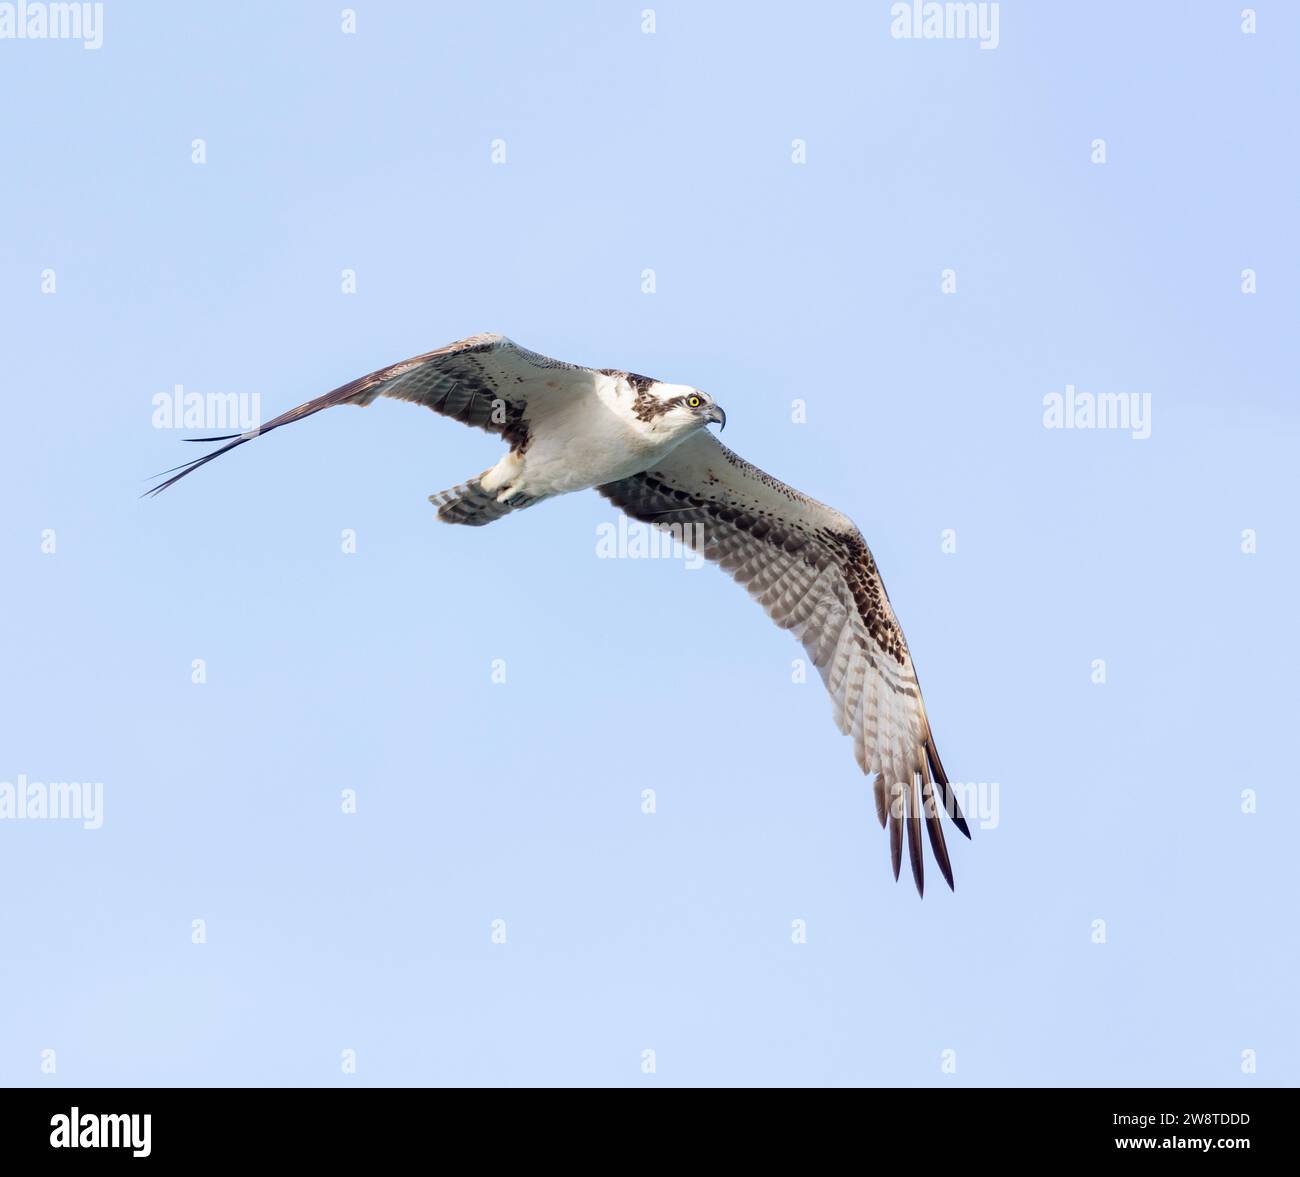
[597,431,969,894]
[145,333,594,496]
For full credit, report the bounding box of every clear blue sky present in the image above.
[1,1,1296,1087]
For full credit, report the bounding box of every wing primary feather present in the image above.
[921,758,955,891]
[142,435,260,497]
[888,776,903,881]
[925,735,971,839]
[142,384,367,496]
[907,771,925,897]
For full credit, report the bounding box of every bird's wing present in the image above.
[597,431,969,894]
[145,333,594,496]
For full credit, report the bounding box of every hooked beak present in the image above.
[707,404,727,431]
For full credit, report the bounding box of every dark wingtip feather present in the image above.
[142,382,368,497]
[921,771,955,891]
[142,435,251,497]
[888,785,903,882]
[907,775,925,897]
[872,774,888,829]
[924,735,972,839]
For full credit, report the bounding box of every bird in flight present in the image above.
[149,334,970,893]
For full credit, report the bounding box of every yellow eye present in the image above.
[688,396,701,408]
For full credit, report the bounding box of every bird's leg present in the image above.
[481,451,526,502]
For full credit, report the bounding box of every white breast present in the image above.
[517,373,674,496]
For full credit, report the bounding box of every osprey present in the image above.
[149,334,970,893]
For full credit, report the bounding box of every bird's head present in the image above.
[635,381,727,438]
